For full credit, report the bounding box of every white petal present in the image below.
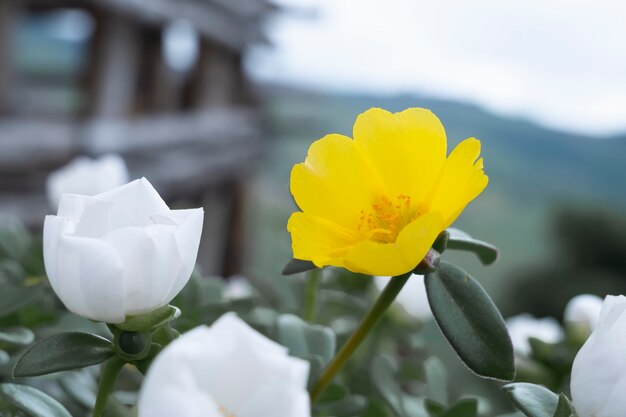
[593,295,626,333]
[43,215,75,300]
[155,208,204,304]
[506,314,563,356]
[57,194,108,225]
[139,326,222,417]
[224,275,255,300]
[102,225,179,315]
[205,314,309,414]
[564,294,603,330]
[238,383,311,417]
[571,295,626,417]
[96,178,169,229]
[46,155,129,210]
[138,315,310,417]
[55,234,125,322]
[208,313,288,357]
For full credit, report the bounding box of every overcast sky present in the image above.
[249,0,626,136]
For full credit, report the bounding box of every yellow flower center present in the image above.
[358,194,419,243]
[219,405,236,417]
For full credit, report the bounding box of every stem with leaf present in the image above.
[310,271,412,401]
[93,357,125,417]
[303,269,321,322]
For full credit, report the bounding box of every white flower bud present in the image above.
[43,178,203,323]
[46,154,129,210]
[506,314,563,356]
[564,294,603,335]
[138,313,310,417]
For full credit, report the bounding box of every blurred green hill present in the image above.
[248,85,626,304]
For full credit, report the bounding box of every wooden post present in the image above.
[136,27,186,114]
[189,40,238,109]
[0,0,17,114]
[88,12,141,118]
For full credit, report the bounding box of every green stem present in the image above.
[310,272,412,402]
[303,269,321,322]
[93,357,125,417]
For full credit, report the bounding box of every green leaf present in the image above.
[59,371,97,409]
[306,355,325,391]
[370,354,407,417]
[116,305,181,331]
[13,332,114,377]
[0,327,35,346]
[0,350,9,366]
[553,394,573,417]
[0,223,32,262]
[0,260,26,285]
[440,399,478,417]
[282,259,317,275]
[276,314,335,364]
[503,383,559,417]
[446,228,498,265]
[424,356,448,405]
[0,383,72,417]
[316,383,349,404]
[425,399,447,416]
[0,285,45,318]
[425,262,514,381]
[316,394,367,416]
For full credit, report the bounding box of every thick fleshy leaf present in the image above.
[502,383,559,417]
[446,229,498,265]
[276,314,335,365]
[0,285,45,318]
[0,327,35,346]
[0,259,26,285]
[0,223,32,262]
[13,332,114,377]
[440,399,478,417]
[370,355,407,417]
[314,394,367,416]
[424,356,448,405]
[282,259,318,275]
[0,350,9,366]
[117,305,181,332]
[425,262,514,381]
[0,383,72,417]
[552,394,573,417]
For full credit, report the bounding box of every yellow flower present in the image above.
[288,107,488,276]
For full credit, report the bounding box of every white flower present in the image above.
[224,275,255,300]
[564,294,603,334]
[571,295,626,417]
[374,274,432,321]
[138,313,310,417]
[46,154,129,209]
[506,314,564,356]
[43,178,203,323]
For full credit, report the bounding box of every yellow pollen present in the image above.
[219,405,236,417]
[358,194,418,243]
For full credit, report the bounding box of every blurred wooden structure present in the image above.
[0,0,274,276]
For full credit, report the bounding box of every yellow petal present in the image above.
[427,137,489,228]
[353,108,447,202]
[287,212,359,268]
[396,211,445,267]
[290,134,372,229]
[343,212,443,276]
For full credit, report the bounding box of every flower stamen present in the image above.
[358,194,417,243]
